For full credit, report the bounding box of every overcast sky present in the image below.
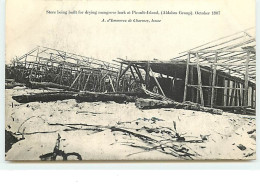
[6,0,255,64]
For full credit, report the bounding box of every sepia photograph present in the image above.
[5,0,256,161]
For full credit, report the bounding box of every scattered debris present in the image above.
[39,134,82,161]
[237,144,247,151]
[200,134,210,141]
[247,129,256,134]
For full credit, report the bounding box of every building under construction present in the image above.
[6,28,256,114]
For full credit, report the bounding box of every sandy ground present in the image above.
[5,88,256,160]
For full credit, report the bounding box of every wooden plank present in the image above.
[108,75,115,92]
[119,63,131,79]
[129,66,136,81]
[237,83,241,106]
[83,72,91,91]
[190,65,194,102]
[187,84,245,90]
[145,61,151,88]
[234,82,238,106]
[243,51,250,107]
[196,53,204,106]
[183,53,190,102]
[210,52,217,107]
[229,81,236,106]
[133,65,144,83]
[223,78,228,106]
[116,63,123,91]
[251,86,254,108]
[150,68,166,97]
[208,66,212,106]
[70,71,82,89]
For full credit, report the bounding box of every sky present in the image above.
[5,0,255,64]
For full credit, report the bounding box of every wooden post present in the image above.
[190,65,194,102]
[108,75,115,92]
[145,61,151,89]
[183,52,190,102]
[196,52,204,106]
[229,81,235,106]
[243,51,249,113]
[59,64,64,85]
[119,63,131,79]
[237,83,241,106]
[150,68,166,97]
[83,72,91,91]
[129,66,136,81]
[226,79,230,106]
[235,83,239,106]
[210,52,217,108]
[251,86,254,108]
[116,63,123,91]
[70,71,82,89]
[133,65,144,83]
[207,67,212,106]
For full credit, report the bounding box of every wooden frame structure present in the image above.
[116,28,256,113]
[6,46,135,92]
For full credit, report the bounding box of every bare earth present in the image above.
[5,88,256,160]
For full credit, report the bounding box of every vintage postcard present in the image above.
[5,0,256,160]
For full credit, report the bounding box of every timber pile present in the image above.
[27,82,79,92]
[76,92,137,103]
[135,98,223,115]
[12,91,77,103]
[12,91,138,103]
[5,79,25,89]
[141,84,171,101]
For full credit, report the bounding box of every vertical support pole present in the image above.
[183,52,190,102]
[243,51,249,113]
[59,64,64,85]
[190,65,194,102]
[229,81,235,106]
[116,63,123,92]
[251,86,254,109]
[210,52,217,108]
[196,52,204,106]
[235,83,239,106]
[145,61,151,89]
[83,72,91,91]
[237,83,241,106]
[227,79,230,106]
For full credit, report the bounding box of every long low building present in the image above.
[116,28,256,114]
